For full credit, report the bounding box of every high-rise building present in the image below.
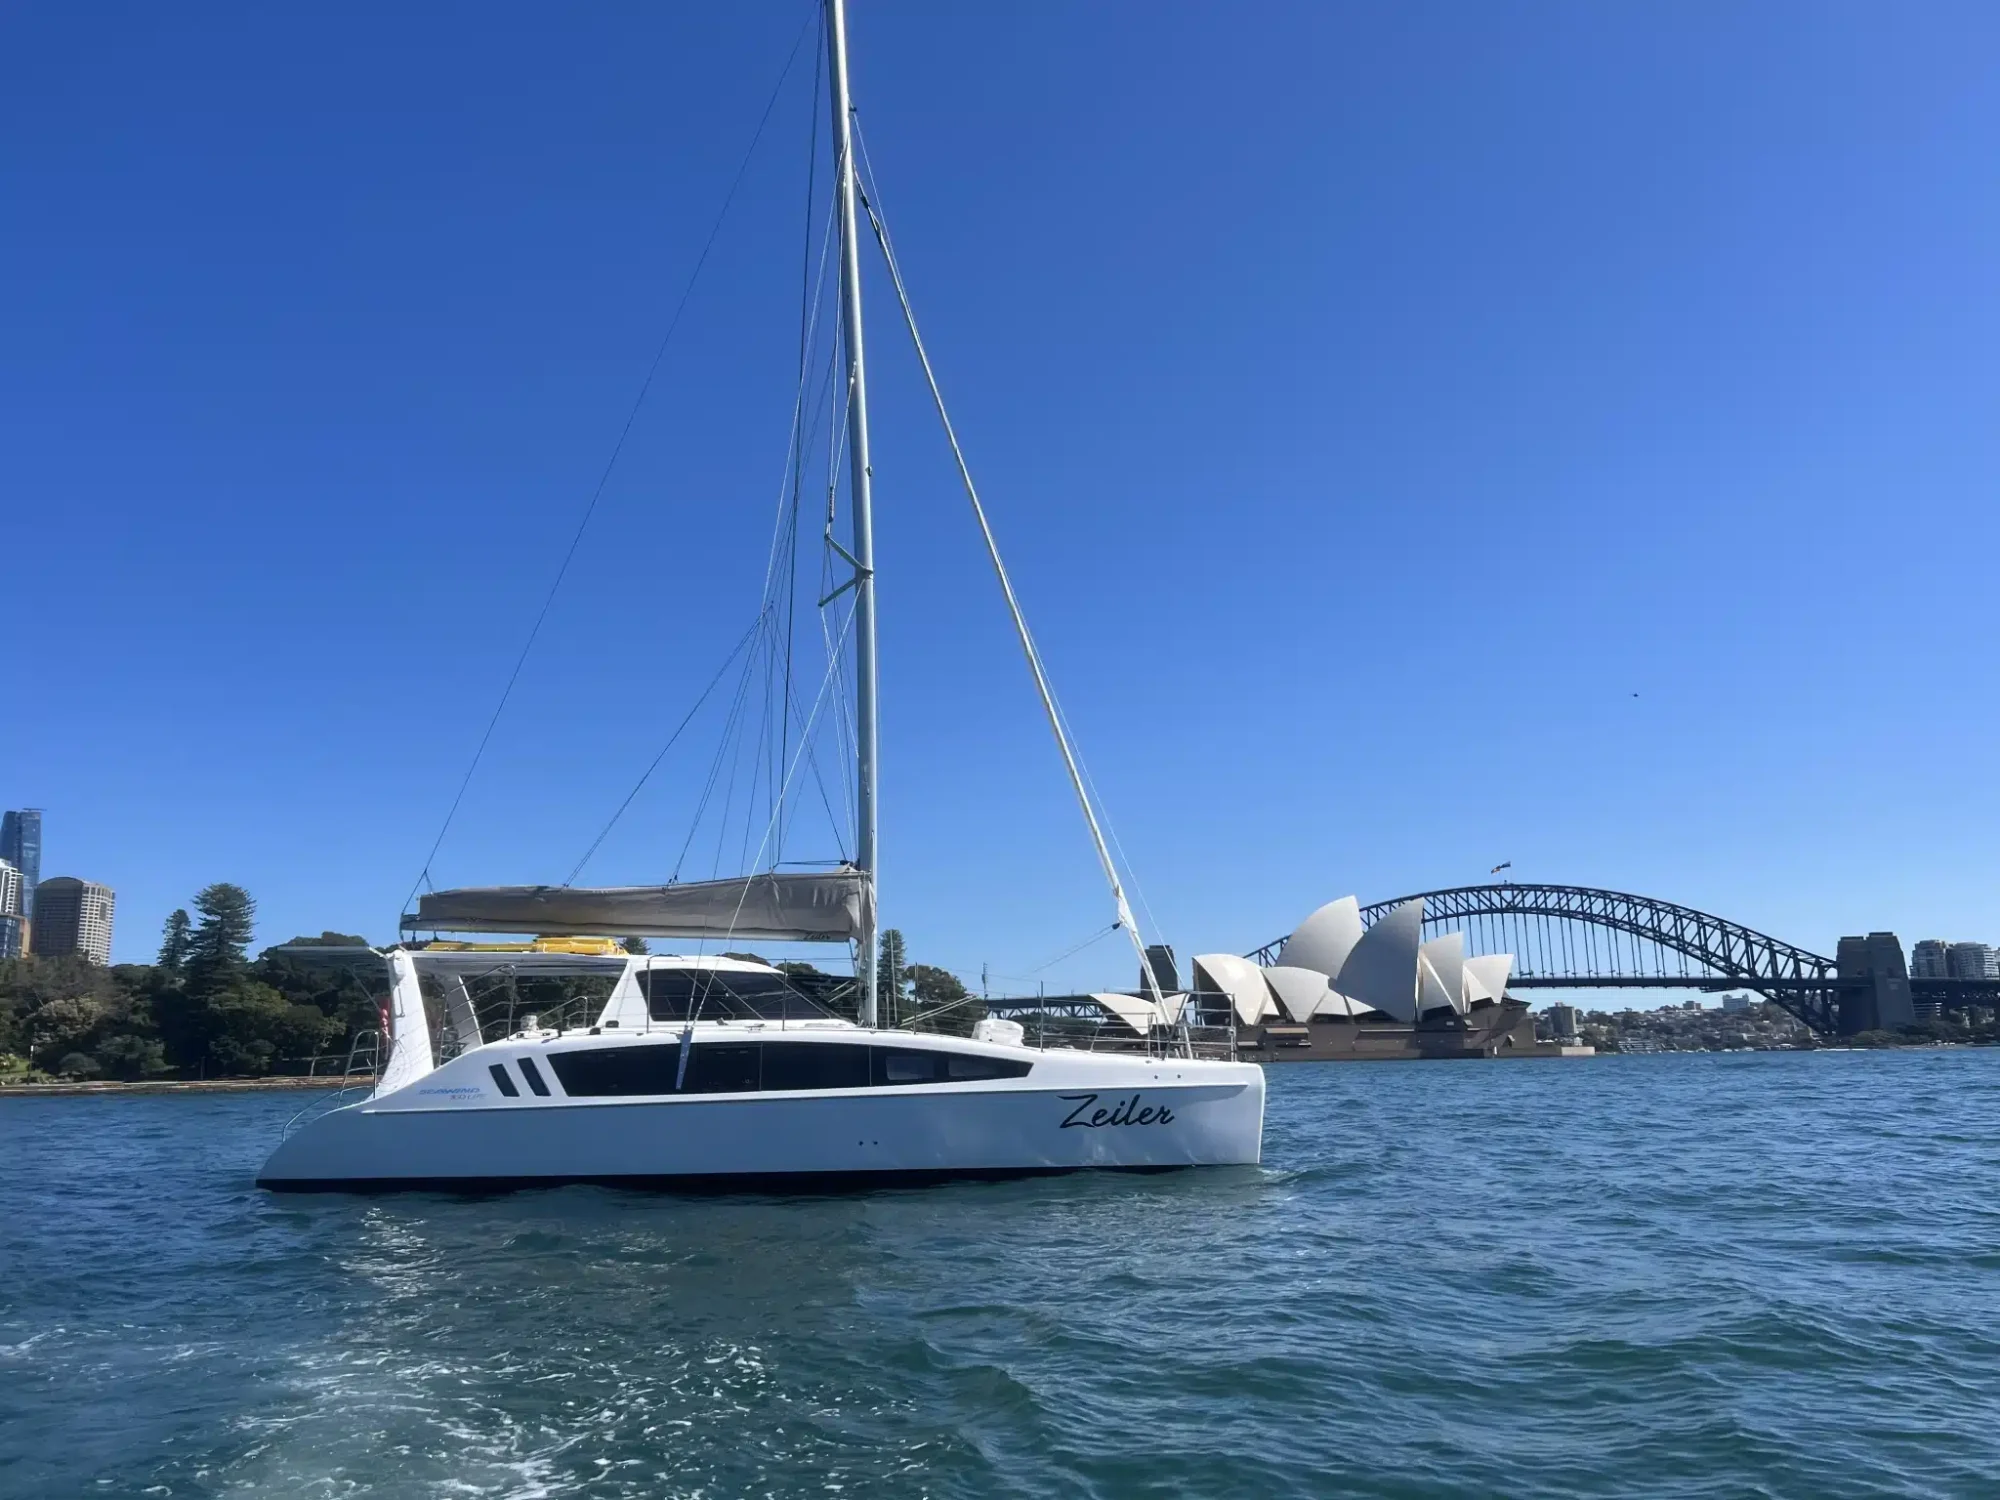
[1721,993,1754,1013]
[31,877,114,964]
[0,858,21,960]
[0,809,42,928]
[1948,941,1999,980]
[1910,939,1950,980]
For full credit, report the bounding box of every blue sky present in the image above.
[4,1,1996,989]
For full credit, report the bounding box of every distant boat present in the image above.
[259,0,1263,1192]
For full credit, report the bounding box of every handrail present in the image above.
[281,1029,381,1138]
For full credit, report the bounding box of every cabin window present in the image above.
[546,1043,684,1097]
[760,1040,872,1092]
[681,1044,759,1094]
[871,1046,1033,1086]
[544,1039,1033,1097]
[636,968,824,1023]
[516,1056,552,1097]
[488,1064,520,1098]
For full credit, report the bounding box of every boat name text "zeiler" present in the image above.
[1058,1093,1175,1129]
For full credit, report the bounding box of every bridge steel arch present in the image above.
[1252,884,1845,1033]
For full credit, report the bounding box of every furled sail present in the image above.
[407,870,872,944]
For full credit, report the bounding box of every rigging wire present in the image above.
[850,117,1170,1007]
[1051,677,1166,950]
[562,614,765,886]
[776,30,827,862]
[661,150,850,888]
[990,923,1123,981]
[674,633,767,881]
[399,9,818,916]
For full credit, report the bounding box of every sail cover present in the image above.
[407,870,872,944]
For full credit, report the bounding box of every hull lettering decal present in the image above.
[1058,1092,1175,1129]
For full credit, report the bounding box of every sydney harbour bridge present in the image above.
[1242,883,2000,1037]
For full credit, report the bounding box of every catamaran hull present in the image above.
[258,1076,1264,1191]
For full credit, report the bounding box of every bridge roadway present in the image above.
[1248,883,2000,1037]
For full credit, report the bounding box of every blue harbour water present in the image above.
[3,1050,1999,1498]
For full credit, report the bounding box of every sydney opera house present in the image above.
[1115,896,1545,1061]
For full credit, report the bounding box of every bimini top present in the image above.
[405,869,873,944]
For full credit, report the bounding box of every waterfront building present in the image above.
[1947,941,1998,980]
[1547,1003,1582,1040]
[0,809,42,928]
[1179,896,1577,1062]
[31,877,114,964]
[1910,939,1949,979]
[0,857,21,959]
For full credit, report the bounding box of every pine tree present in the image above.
[907,963,978,1035]
[876,928,909,1025]
[157,909,192,975]
[186,883,256,995]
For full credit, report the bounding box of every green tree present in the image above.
[273,1002,338,1061]
[28,994,107,1067]
[622,936,650,955]
[254,943,380,1048]
[0,954,122,1013]
[906,963,981,1036]
[192,979,304,1075]
[186,884,256,993]
[157,910,192,975]
[876,929,909,1025]
[95,1033,169,1080]
[270,931,371,950]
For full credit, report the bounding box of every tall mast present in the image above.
[826,0,881,1028]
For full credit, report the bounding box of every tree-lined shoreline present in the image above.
[0,884,985,1085]
[0,883,378,1085]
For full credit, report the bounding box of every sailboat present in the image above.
[258,0,1264,1191]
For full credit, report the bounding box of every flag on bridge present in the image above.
[1490,861,1512,874]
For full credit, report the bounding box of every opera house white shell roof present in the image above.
[1176,896,1514,1033]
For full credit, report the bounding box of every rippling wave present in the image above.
[3,1050,1998,1497]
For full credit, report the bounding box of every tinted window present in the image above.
[873,1046,946,1086]
[488,1063,520,1097]
[547,1041,683,1097]
[683,1044,759,1094]
[547,1040,758,1096]
[544,1039,1033,1098]
[761,1040,871,1092]
[516,1056,551,1097]
[871,1046,1032,1086]
[945,1052,1033,1082]
[637,969,823,1022]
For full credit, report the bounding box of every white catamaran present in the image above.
[259,0,1264,1191]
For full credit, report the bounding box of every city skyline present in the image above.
[28,876,114,966]
[0,808,116,965]
[1,809,41,956]
[0,858,21,961]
